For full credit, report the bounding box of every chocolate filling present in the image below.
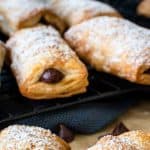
[40,68,64,84]
[144,68,150,74]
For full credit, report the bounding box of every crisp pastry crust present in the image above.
[0,0,66,35]
[65,16,150,85]
[87,130,150,150]
[0,41,6,72]
[7,25,88,100]
[48,0,121,27]
[137,0,150,17]
[0,125,70,150]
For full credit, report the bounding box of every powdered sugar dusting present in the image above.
[10,25,74,60]
[88,131,150,150]
[49,0,118,25]
[0,125,63,150]
[88,135,137,150]
[0,0,49,20]
[65,17,150,81]
[7,25,75,83]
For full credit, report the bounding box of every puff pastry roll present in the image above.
[65,16,150,85]
[49,0,120,27]
[88,130,150,150]
[6,26,88,100]
[0,0,66,36]
[0,125,70,150]
[0,41,5,73]
[137,0,150,17]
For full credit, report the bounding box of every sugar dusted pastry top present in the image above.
[88,130,150,150]
[65,16,150,81]
[0,125,70,150]
[49,0,119,26]
[7,25,75,84]
[0,0,46,18]
[0,0,49,27]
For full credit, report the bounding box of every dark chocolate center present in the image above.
[144,68,150,74]
[40,68,64,84]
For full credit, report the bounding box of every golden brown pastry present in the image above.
[0,41,5,73]
[0,0,66,36]
[0,125,70,150]
[87,130,150,150]
[7,25,88,100]
[65,16,150,85]
[137,0,150,17]
[48,0,121,27]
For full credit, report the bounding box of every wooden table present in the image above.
[70,100,150,150]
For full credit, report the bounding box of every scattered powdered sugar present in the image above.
[49,0,118,25]
[11,25,74,60]
[88,135,137,150]
[0,0,48,20]
[65,16,150,79]
[7,25,75,83]
[88,131,150,150]
[87,130,150,150]
[0,125,63,150]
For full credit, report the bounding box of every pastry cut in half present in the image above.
[0,125,71,150]
[65,16,150,85]
[7,25,88,100]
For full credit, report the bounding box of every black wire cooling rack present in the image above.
[0,0,150,126]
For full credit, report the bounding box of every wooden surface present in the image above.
[70,100,150,150]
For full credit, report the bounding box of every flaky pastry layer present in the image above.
[48,0,121,26]
[7,25,88,100]
[65,16,150,85]
[0,125,70,150]
[0,0,66,35]
[88,130,150,150]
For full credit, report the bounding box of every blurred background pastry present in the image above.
[137,0,150,17]
[0,125,70,150]
[48,0,121,27]
[87,130,150,150]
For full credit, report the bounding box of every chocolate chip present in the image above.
[40,68,64,84]
[98,122,129,140]
[58,124,75,143]
[144,68,150,74]
[112,122,129,136]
